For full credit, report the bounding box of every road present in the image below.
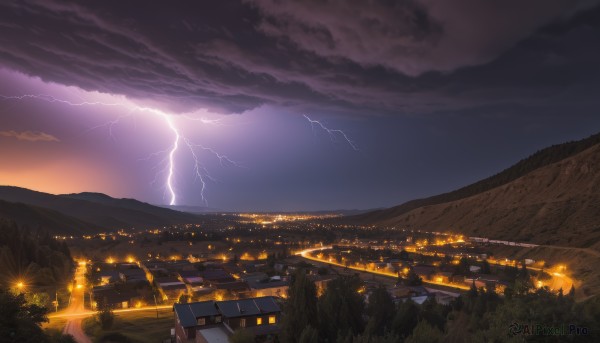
[297,246,573,293]
[60,263,92,343]
[296,246,470,291]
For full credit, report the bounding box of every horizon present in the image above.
[2,128,598,213]
[2,1,600,211]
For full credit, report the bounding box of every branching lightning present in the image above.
[303,114,359,151]
[0,93,240,206]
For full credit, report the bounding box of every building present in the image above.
[173,296,281,343]
[247,277,289,298]
[91,286,140,309]
[155,277,188,301]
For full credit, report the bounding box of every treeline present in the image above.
[0,287,76,343]
[280,270,600,343]
[0,220,73,291]
[363,131,600,221]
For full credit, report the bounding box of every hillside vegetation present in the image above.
[361,132,600,224]
[0,187,200,233]
[357,133,600,249]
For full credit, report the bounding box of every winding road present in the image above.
[61,263,92,343]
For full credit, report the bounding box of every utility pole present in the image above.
[53,290,59,312]
[153,294,159,319]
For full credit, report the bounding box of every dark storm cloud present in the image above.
[246,0,597,75]
[0,0,599,115]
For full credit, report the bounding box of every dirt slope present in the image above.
[373,144,600,250]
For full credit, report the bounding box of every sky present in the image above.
[1,0,600,211]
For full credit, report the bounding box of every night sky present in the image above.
[1,1,600,211]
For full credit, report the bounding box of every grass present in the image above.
[83,308,173,343]
[43,316,68,334]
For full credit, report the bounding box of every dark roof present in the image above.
[162,283,187,291]
[92,287,138,304]
[174,302,216,328]
[200,269,233,280]
[155,276,181,284]
[178,270,200,278]
[214,281,250,291]
[247,279,288,290]
[174,297,281,327]
[99,270,120,278]
[216,296,280,318]
[120,269,146,278]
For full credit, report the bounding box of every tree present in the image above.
[48,333,77,343]
[481,260,491,274]
[391,299,420,339]
[365,285,395,336]
[281,270,318,343]
[0,287,49,343]
[96,303,115,330]
[298,326,319,343]
[229,329,254,343]
[405,268,422,286]
[177,294,189,304]
[318,275,365,342]
[404,320,443,343]
[519,261,529,279]
[568,285,575,298]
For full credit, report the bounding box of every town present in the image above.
[36,214,575,342]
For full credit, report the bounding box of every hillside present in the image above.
[357,134,600,250]
[0,187,201,233]
[0,199,99,234]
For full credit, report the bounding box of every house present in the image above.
[433,272,453,284]
[239,272,269,283]
[200,269,236,286]
[308,274,336,296]
[119,268,147,283]
[412,265,436,280]
[178,270,204,286]
[155,277,188,301]
[469,265,482,273]
[247,277,289,298]
[213,281,251,299]
[91,286,139,309]
[173,296,281,343]
[427,289,460,305]
[99,271,120,286]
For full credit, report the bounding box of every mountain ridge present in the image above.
[359,132,600,224]
[355,133,600,249]
[0,186,200,233]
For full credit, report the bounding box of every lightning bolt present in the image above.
[0,93,238,206]
[303,114,359,151]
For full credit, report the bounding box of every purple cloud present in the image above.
[0,130,59,142]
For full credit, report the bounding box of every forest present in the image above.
[277,270,600,343]
[0,220,73,302]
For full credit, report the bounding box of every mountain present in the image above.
[0,187,201,233]
[355,133,600,250]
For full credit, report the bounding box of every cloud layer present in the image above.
[0,130,59,142]
[0,0,599,116]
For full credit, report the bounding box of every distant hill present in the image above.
[355,132,600,249]
[0,187,201,233]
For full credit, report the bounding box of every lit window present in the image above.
[240,318,246,327]
[198,318,205,326]
[215,316,221,323]
[257,317,263,325]
[268,316,276,324]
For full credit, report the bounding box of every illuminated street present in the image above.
[60,262,92,343]
[296,246,471,291]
